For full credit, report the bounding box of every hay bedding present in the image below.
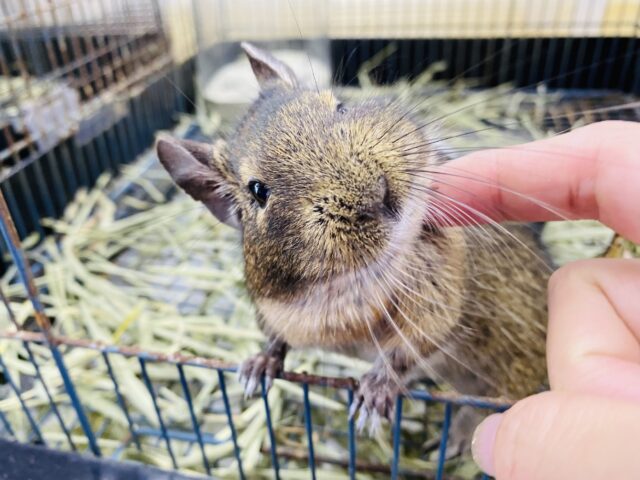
[0,73,637,478]
[0,158,440,478]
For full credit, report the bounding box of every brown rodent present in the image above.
[156,42,550,444]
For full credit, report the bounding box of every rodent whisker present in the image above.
[333,45,361,87]
[422,205,511,272]
[358,100,405,150]
[398,144,595,162]
[365,102,412,150]
[385,195,547,385]
[384,261,472,316]
[364,43,542,149]
[392,122,580,155]
[392,143,590,167]
[392,46,640,145]
[394,99,639,157]
[421,200,516,277]
[427,195,532,275]
[374,263,501,390]
[426,187,552,271]
[399,202,483,280]
[357,284,408,391]
[416,189,529,274]
[396,124,503,152]
[395,175,542,272]
[369,36,544,128]
[367,274,433,389]
[404,168,569,221]
[419,200,505,270]
[285,0,319,94]
[399,260,467,282]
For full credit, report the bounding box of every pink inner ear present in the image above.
[156,137,240,230]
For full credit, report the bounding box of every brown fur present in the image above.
[157,44,550,406]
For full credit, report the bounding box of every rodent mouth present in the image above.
[327,215,423,281]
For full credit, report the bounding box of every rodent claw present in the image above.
[236,368,246,386]
[244,376,258,399]
[368,410,382,437]
[265,375,274,392]
[356,407,369,433]
[348,396,362,421]
[350,365,403,435]
[238,349,286,399]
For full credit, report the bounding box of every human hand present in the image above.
[437,121,640,479]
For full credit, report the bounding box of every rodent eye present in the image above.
[336,102,346,114]
[248,180,270,207]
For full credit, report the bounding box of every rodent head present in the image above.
[157,43,436,302]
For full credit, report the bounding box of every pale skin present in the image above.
[436,120,640,479]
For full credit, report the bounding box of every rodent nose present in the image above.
[318,174,394,224]
[374,175,388,203]
[357,175,391,221]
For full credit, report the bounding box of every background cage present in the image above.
[0,0,196,243]
[0,1,638,479]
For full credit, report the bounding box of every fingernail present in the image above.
[471,413,502,476]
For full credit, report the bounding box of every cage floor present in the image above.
[1,120,492,479]
[2,81,639,479]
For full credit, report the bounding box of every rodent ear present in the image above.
[240,41,298,90]
[156,136,240,229]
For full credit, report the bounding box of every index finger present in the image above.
[434,120,640,244]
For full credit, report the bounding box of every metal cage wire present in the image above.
[0,0,639,479]
[0,233,507,479]
[0,0,196,243]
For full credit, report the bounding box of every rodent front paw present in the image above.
[349,369,402,436]
[237,351,285,399]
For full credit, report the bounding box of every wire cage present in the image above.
[0,0,196,242]
[0,1,639,479]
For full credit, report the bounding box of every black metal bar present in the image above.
[217,369,246,479]
[102,352,141,451]
[261,376,281,480]
[391,396,403,480]
[176,364,211,476]
[347,389,356,480]
[0,191,101,456]
[302,383,316,480]
[0,331,514,411]
[138,358,177,469]
[0,354,45,444]
[436,403,453,480]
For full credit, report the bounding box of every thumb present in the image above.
[472,391,640,480]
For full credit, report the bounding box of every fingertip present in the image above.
[472,413,503,476]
